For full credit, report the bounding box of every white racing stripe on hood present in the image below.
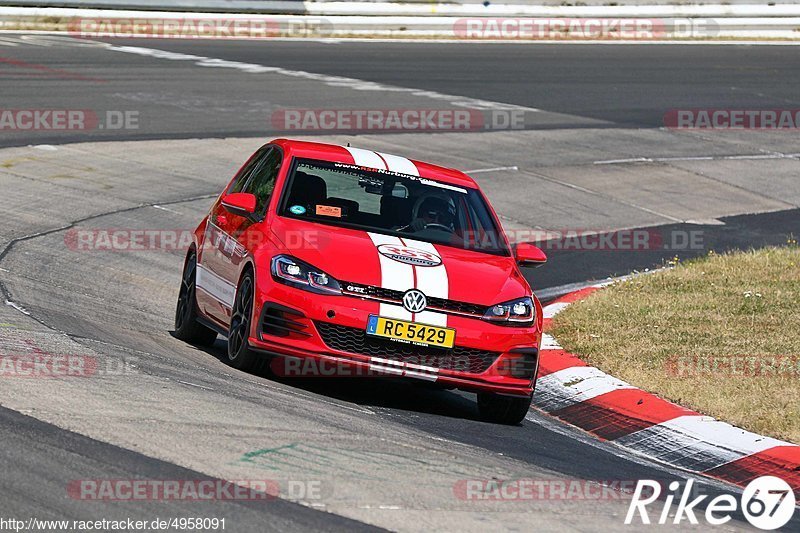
[344,146,420,177]
[345,146,386,169]
[402,238,449,327]
[377,151,419,176]
[353,148,447,327]
[367,232,413,321]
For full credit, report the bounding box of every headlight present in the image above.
[482,296,535,326]
[271,255,342,295]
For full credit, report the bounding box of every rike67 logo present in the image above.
[626,476,796,530]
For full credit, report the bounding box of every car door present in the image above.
[197,146,282,326]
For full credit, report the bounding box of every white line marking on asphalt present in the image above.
[152,204,182,214]
[4,31,800,47]
[174,379,215,391]
[594,152,800,165]
[527,169,685,223]
[358,505,404,510]
[593,157,652,165]
[725,153,799,160]
[104,44,538,112]
[466,165,519,173]
[426,435,468,446]
[685,218,725,226]
[5,300,30,315]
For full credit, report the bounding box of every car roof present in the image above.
[270,138,480,189]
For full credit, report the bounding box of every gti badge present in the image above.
[402,289,427,313]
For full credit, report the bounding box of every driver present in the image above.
[399,194,456,233]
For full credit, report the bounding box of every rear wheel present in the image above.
[174,252,218,346]
[477,392,532,425]
[227,271,259,371]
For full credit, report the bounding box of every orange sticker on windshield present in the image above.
[315,205,342,217]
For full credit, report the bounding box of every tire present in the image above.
[174,252,218,346]
[477,392,532,425]
[226,270,259,371]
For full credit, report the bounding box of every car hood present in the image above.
[270,217,531,306]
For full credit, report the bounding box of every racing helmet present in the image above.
[412,193,457,228]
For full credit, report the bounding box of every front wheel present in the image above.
[174,252,218,346]
[477,392,532,425]
[227,271,259,372]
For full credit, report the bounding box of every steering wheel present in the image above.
[425,223,455,234]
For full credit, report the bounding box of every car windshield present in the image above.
[279,158,510,255]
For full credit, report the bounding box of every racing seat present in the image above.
[287,172,327,208]
[380,195,412,228]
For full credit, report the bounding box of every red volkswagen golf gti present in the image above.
[175,139,547,424]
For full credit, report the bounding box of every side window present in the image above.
[244,148,282,215]
[227,147,267,195]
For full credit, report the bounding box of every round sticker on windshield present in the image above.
[289,205,306,215]
[377,244,442,267]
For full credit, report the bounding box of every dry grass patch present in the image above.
[551,246,800,443]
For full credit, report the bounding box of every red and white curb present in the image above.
[535,283,800,493]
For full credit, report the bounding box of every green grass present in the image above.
[551,246,800,443]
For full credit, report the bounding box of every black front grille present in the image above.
[343,282,486,316]
[315,321,500,374]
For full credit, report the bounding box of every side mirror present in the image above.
[515,242,547,268]
[221,193,257,219]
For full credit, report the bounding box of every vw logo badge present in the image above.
[402,289,427,313]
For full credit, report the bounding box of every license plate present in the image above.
[366,315,455,349]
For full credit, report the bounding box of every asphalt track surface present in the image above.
[134,40,800,128]
[1,36,800,146]
[0,405,379,532]
[1,34,799,531]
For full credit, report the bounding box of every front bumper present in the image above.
[249,282,541,396]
